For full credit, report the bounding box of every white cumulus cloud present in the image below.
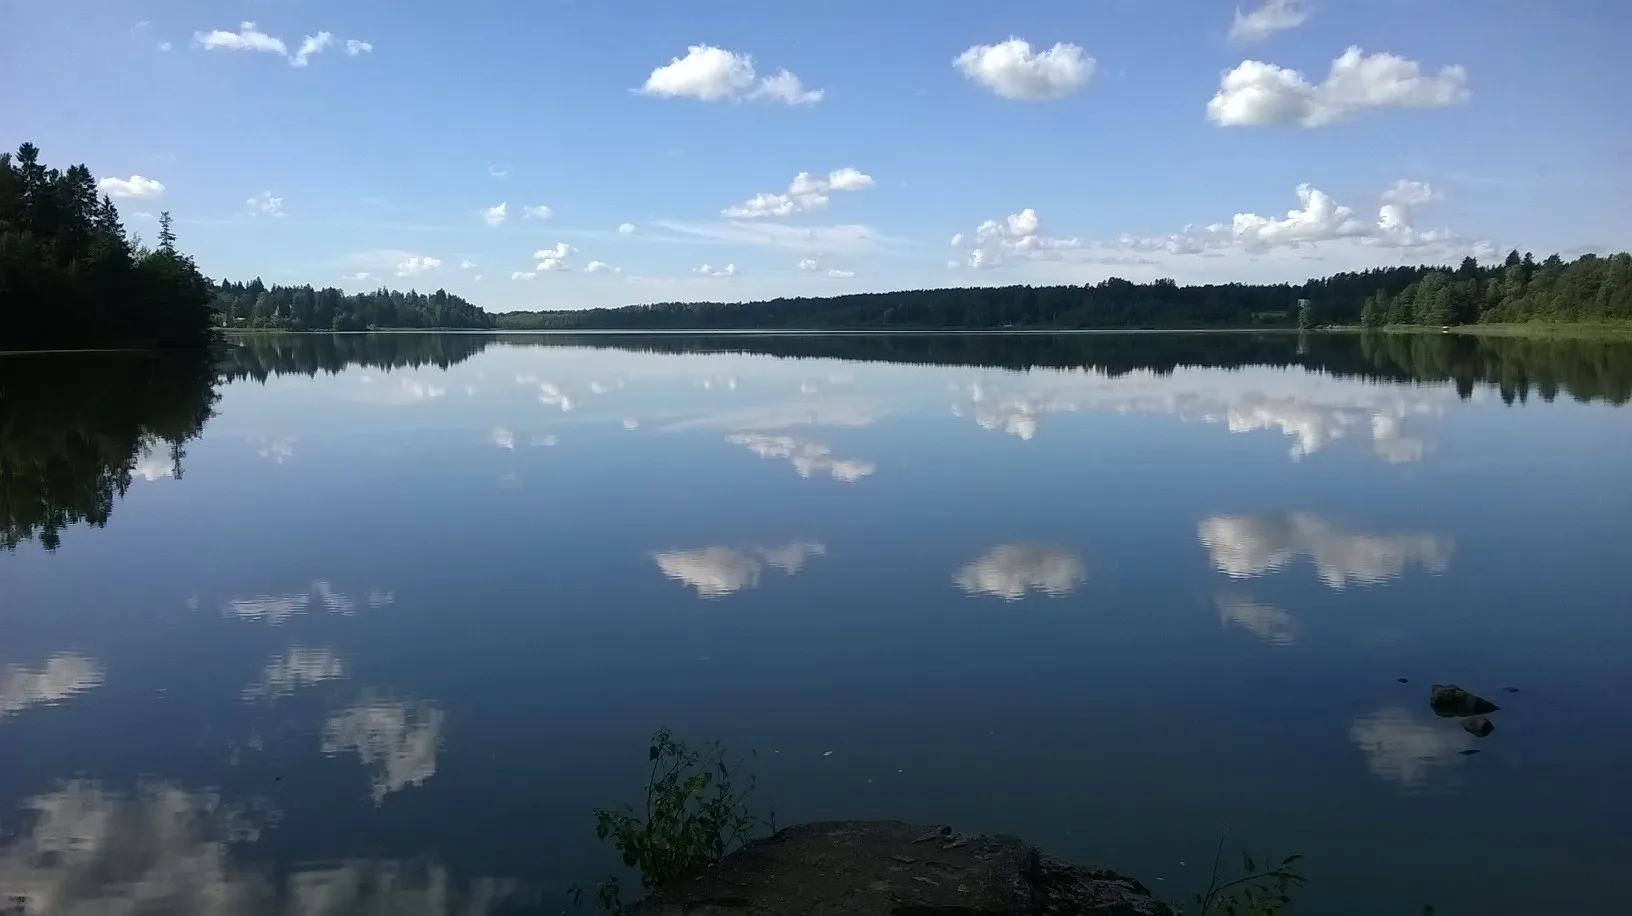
[584,260,621,274]
[639,44,822,105]
[693,263,739,278]
[395,255,441,277]
[98,175,165,199]
[1113,181,1450,254]
[1228,0,1309,43]
[194,22,286,56]
[345,39,372,57]
[617,222,636,235]
[1209,46,1470,127]
[522,203,551,220]
[511,271,536,281]
[723,167,874,219]
[954,207,1083,269]
[481,202,507,227]
[954,38,1094,100]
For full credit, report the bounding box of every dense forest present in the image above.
[211,280,494,331]
[496,252,1631,331]
[1360,251,1632,327]
[0,143,216,348]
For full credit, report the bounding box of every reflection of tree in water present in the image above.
[217,332,491,383]
[503,331,1632,404]
[0,352,217,551]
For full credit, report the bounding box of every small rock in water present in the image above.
[1502,686,1520,693]
[1397,678,1409,684]
[1429,683,1500,717]
[1458,749,1481,756]
[1462,715,1495,738]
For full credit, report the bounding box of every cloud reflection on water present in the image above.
[0,653,105,720]
[0,781,515,914]
[652,541,827,598]
[953,544,1087,600]
[1198,513,1453,588]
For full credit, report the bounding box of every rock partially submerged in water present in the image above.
[633,820,1177,916]
[1430,684,1499,718]
[1462,714,1495,737]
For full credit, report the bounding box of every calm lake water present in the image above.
[4,331,1632,915]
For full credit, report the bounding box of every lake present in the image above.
[3,331,1631,915]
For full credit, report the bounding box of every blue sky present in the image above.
[7,0,1630,311]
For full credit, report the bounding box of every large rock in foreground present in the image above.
[634,820,1178,916]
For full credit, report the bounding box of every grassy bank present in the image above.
[1370,322,1632,339]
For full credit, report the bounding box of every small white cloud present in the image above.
[511,271,536,281]
[97,175,165,199]
[1209,46,1471,127]
[348,271,371,281]
[158,41,172,52]
[750,69,824,105]
[459,259,476,270]
[797,258,818,271]
[1229,0,1309,44]
[954,207,1083,268]
[533,243,574,260]
[481,202,507,227]
[723,167,873,219]
[537,258,568,272]
[292,31,333,67]
[954,38,1095,100]
[522,204,552,220]
[639,44,821,105]
[195,23,367,66]
[490,427,516,450]
[617,222,636,235]
[827,268,855,279]
[247,190,284,217]
[472,274,483,281]
[585,260,621,274]
[694,263,738,278]
[194,22,286,56]
[640,44,756,100]
[488,163,511,179]
[395,255,441,277]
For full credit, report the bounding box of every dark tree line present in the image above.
[212,280,494,331]
[1359,251,1632,327]
[496,255,1631,331]
[0,143,216,349]
[494,267,1441,331]
[1,351,218,550]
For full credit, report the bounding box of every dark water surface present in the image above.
[4,331,1632,915]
